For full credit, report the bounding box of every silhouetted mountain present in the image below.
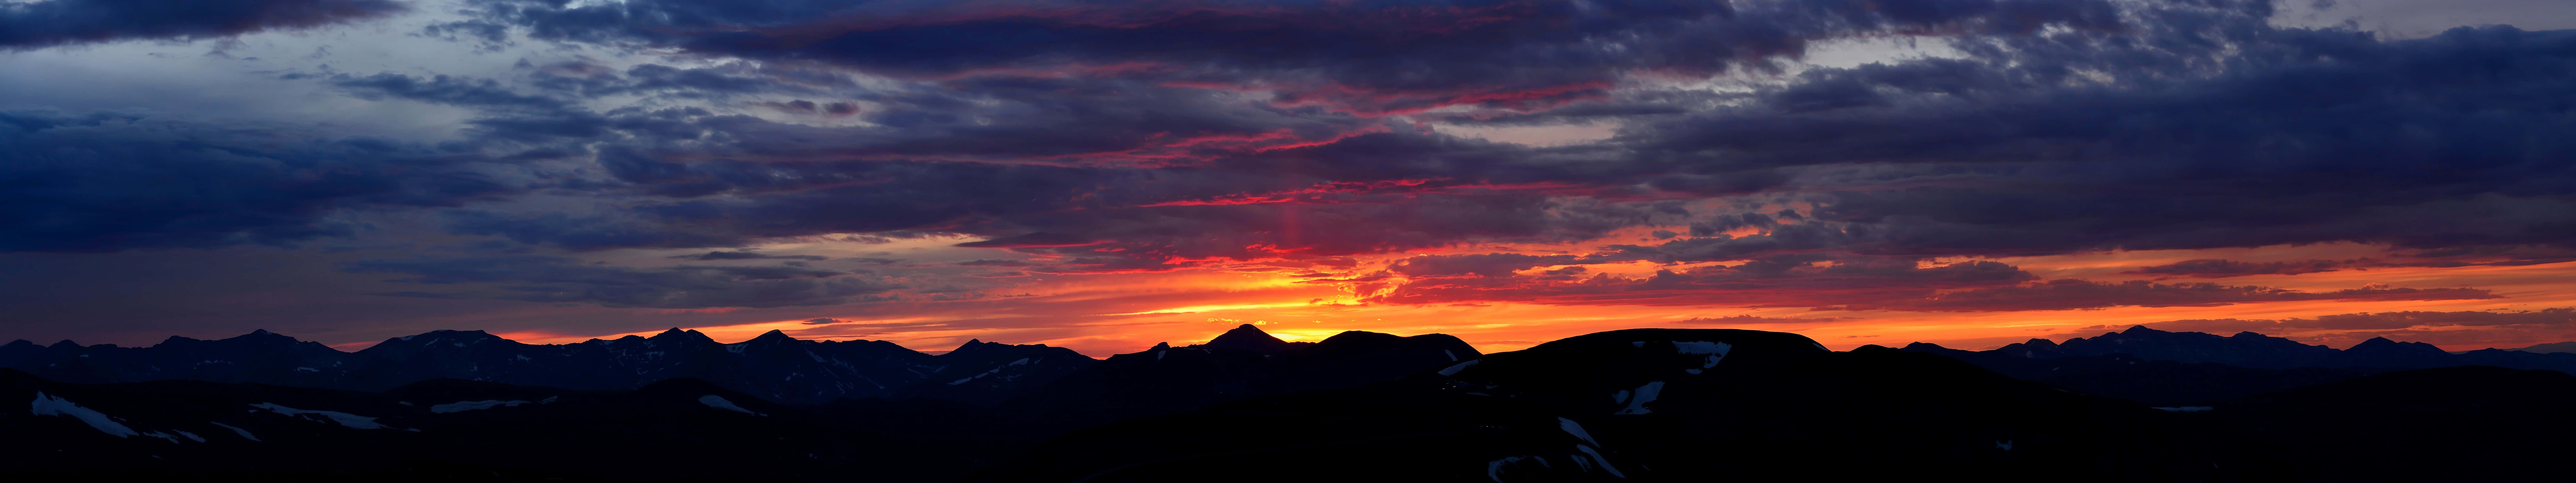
[1200,323,1306,354]
[18,325,2576,481]
[2330,336,2458,367]
[970,329,2218,481]
[989,324,1479,433]
[1987,326,2341,369]
[2506,341,2576,354]
[1907,326,2576,406]
[889,338,1096,405]
[0,368,981,481]
[0,328,1091,405]
[0,330,353,388]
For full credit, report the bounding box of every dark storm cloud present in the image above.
[332,73,576,111]
[455,0,2125,114]
[365,1,2576,301]
[23,0,2573,320]
[0,110,511,252]
[341,255,899,308]
[1617,22,2576,260]
[0,0,407,49]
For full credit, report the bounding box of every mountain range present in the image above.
[9,324,2576,481]
[1902,325,2576,405]
[0,328,1093,405]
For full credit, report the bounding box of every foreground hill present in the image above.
[12,325,2576,481]
[2,324,1483,481]
[972,329,2218,481]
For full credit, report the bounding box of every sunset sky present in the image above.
[5,0,2574,357]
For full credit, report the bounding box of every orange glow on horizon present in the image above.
[335,241,2576,359]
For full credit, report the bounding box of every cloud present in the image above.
[341,256,900,308]
[1675,315,1856,324]
[0,110,511,252]
[1387,253,1599,278]
[2140,308,2576,334]
[0,0,408,50]
[1362,253,2498,312]
[1369,256,2040,308]
[670,250,828,261]
[458,0,2126,115]
[2123,259,2358,278]
[1825,280,2500,312]
[954,232,1101,248]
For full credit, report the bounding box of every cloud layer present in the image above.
[2,0,2573,350]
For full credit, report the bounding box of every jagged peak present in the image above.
[3,339,33,348]
[746,329,798,344]
[949,338,998,354]
[1203,323,1292,354]
[650,328,719,345]
[2120,325,2167,335]
[48,339,78,349]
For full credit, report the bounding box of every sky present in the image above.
[4,0,2575,357]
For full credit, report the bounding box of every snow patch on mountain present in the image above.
[1438,359,1481,376]
[210,422,260,441]
[30,392,139,437]
[1557,417,1600,446]
[698,395,761,415]
[1613,381,1664,415]
[251,402,390,430]
[431,400,532,413]
[1674,341,1732,369]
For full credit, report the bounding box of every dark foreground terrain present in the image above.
[7,325,2574,481]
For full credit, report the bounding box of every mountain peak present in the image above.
[2121,325,2167,334]
[649,328,719,346]
[747,329,798,344]
[950,338,997,354]
[1203,324,1291,354]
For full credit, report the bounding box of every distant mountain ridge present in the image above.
[2508,341,2576,354]
[1908,325,2576,372]
[1901,325,2576,405]
[0,328,1092,405]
